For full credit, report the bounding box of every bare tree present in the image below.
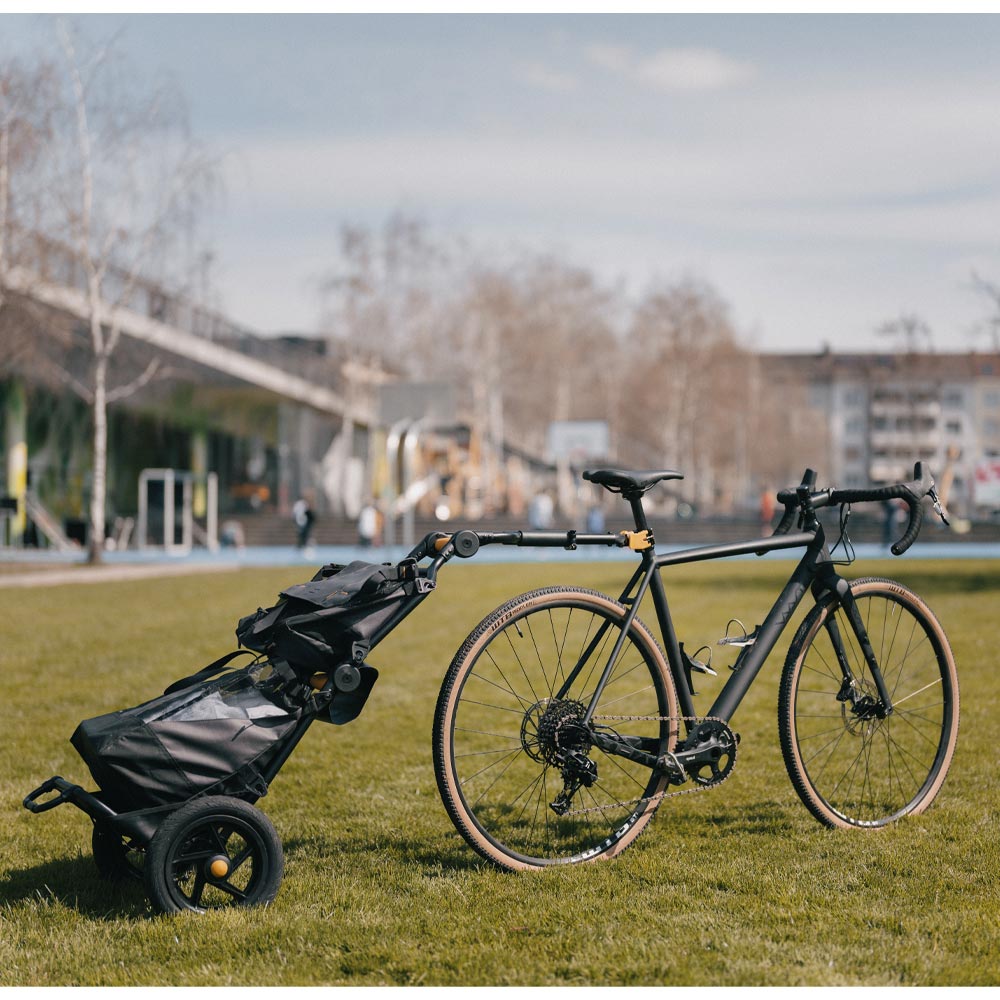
[0,56,56,323]
[319,211,449,365]
[48,20,216,562]
[971,270,1000,351]
[876,312,933,354]
[618,278,749,511]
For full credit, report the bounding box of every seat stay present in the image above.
[553,562,648,703]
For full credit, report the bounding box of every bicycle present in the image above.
[428,462,959,871]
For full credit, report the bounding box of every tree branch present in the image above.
[33,353,95,403]
[106,356,168,403]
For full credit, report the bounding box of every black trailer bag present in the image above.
[235,560,423,675]
[70,653,312,813]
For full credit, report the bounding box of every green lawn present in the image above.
[1,557,997,986]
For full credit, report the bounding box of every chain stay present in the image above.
[556,715,737,817]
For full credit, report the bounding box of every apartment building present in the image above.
[766,351,1000,516]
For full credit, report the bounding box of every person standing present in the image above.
[358,500,378,547]
[293,492,315,551]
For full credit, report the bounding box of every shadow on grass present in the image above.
[283,832,487,874]
[283,798,800,878]
[670,799,799,838]
[1,854,148,919]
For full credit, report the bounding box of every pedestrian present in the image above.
[529,491,554,530]
[586,504,605,533]
[759,486,775,535]
[358,500,378,548]
[293,492,315,551]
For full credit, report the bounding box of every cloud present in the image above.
[585,43,756,92]
[516,61,579,94]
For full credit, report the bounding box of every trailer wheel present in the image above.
[144,796,283,914]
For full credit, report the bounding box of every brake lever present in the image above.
[927,485,950,527]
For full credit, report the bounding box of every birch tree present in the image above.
[0,57,55,325]
[52,21,215,562]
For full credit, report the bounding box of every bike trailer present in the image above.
[22,557,435,914]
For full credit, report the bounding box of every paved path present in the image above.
[0,561,240,589]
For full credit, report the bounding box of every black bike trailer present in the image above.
[23,557,435,914]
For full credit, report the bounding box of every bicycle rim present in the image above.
[435,588,678,869]
[781,579,959,828]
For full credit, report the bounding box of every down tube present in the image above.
[705,548,820,723]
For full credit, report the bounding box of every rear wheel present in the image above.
[434,587,679,870]
[779,578,959,828]
[144,796,283,914]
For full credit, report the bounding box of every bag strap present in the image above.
[162,649,257,695]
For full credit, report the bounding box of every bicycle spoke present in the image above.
[437,590,675,867]
[782,582,957,828]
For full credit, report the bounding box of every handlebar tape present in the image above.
[890,496,924,556]
[772,463,932,556]
[772,503,798,536]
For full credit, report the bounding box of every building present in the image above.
[767,350,1000,516]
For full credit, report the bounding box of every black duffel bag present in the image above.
[235,560,423,674]
[70,653,312,813]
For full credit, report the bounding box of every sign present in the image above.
[973,460,1000,508]
[546,421,610,464]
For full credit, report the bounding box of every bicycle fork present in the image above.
[819,575,895,720]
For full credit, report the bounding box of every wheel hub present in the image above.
[207,854,231,879]
[521,698,594,765]
[839,678,885,736]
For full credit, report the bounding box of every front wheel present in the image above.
[779,578,959,829]
[433,587,679,870]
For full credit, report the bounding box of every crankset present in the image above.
[663,718,738,787]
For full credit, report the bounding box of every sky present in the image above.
[3,11,1000,353]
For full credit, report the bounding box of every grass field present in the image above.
[1,556,998,986]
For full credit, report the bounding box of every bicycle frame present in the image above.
[574,526,846,734]
[421,517,893,747]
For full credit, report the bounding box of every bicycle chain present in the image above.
[555,715,737,818]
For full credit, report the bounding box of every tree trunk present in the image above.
[87,352,107,564]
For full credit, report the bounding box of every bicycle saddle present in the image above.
[583,468,684,497]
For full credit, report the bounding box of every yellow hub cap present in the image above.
[209,857,230,879]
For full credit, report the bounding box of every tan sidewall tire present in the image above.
[433,587,679,870]
[779,578,959,829]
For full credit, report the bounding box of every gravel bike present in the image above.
[430,463,959,871]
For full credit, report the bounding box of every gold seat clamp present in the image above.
[620,529,652,551]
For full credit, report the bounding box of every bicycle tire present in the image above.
[779,577,959,829]
[433,586,679,870]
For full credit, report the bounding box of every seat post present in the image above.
[627,493,650,533]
